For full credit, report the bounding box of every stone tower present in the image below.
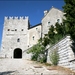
[1,16,29,58]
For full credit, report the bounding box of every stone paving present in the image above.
[0,59,73,75]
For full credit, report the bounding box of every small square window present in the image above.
[3,47,4,49]
[33,36,34,40]
[15,29,17,31]
[36,28,38,30]
[57,19,60,23]
[48,22,50,25]
[17,38,20,42]
[21,29,23,31]
[8,29,10,31]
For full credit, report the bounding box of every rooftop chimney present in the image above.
[44,10,48,16]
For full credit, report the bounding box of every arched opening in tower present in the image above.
[14,48,22,58]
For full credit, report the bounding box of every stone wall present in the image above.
[0,16,41,59]
[42,7,64,37]
[0,7,65,59]
[22,48,32,60]
[47,36,75,71]
[28,25,41,47]
[1,16,29,58]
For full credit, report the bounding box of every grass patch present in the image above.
[44,63,51,66]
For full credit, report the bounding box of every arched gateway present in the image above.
[14,48,22,58]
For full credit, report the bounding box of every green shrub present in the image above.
[39,56,47,63]
[45,63,51,66]
[27,43,45,62]
[50,48,59,65]
[31,54,38,61]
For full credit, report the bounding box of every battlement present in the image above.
[5,16,29,20]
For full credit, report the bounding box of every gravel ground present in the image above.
[0,59,74,75]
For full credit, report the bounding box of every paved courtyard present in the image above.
[0,59,73,75]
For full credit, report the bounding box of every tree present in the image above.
[63,0,75,41]
[63,0,75,53]
[27,40,46,62]
[42,23,66,47]
[42,36,50,47]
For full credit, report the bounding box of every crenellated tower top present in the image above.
[4,16,29,20]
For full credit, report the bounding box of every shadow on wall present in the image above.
[0,71,15,75]
[70,42,75,55]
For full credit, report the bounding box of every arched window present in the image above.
[57,19,60,23]
[17,38,20,42]
[48,21,50,25]
[33,36,34,40]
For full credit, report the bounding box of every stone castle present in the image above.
[0,7,75,71]
[0,7,64,59]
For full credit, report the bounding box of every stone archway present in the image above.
[14,48,22,58]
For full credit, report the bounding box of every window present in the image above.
[17,38,20,42]
[33,36,34,40]
[11,30,14,31]
[8,29,10,31]
[48,21,50,25]
[3,47,4,49]
[15,29,17,31]
[57,19,60,23]
[36,28,38,30]
[21,29,23,31]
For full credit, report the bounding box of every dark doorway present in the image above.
[14,48,22,58]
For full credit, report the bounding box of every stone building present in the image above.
[0,7,64,59]
[42,7,64,37]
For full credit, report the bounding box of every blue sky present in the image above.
[0,0,64,48]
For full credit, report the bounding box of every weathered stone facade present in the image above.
[0,16,41,58]
[42,7,65,37]
[0,7,64,59]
